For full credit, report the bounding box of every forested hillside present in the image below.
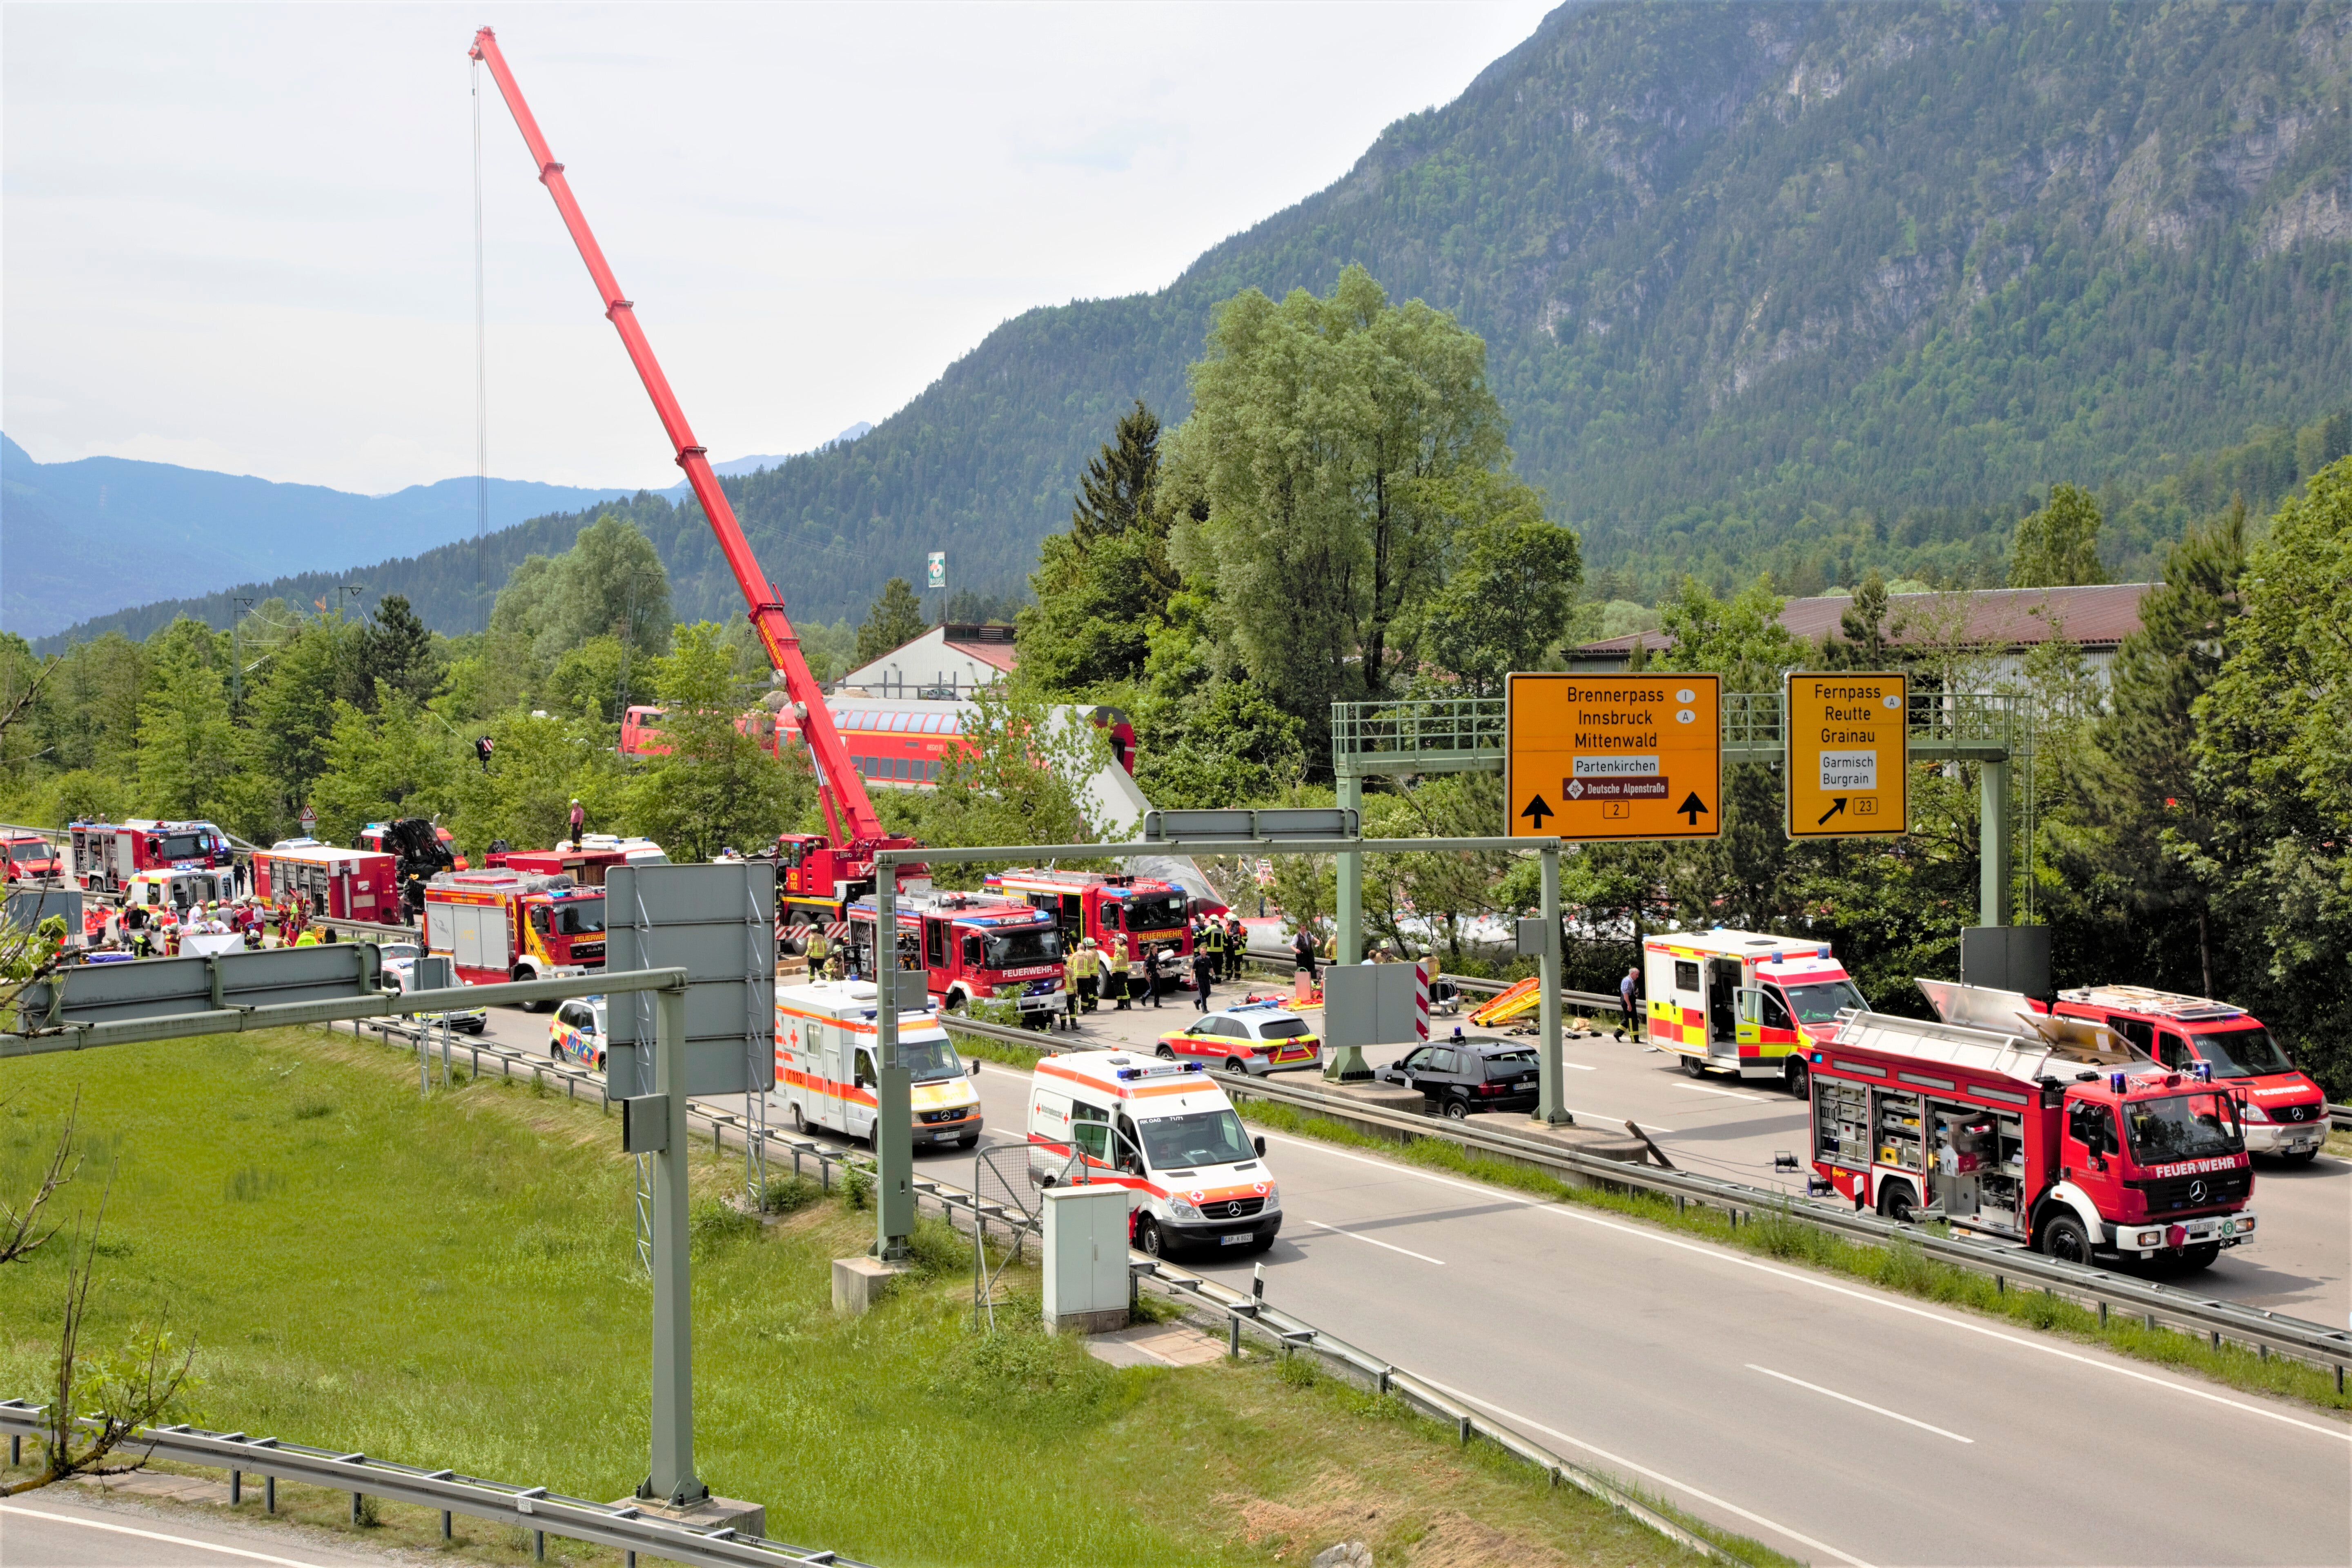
[43,0,2349,645]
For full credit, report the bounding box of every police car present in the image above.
[550,997,607,1071]
[381,956,488,1033]
[1156,1004,1322,1076]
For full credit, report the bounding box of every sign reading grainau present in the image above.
[1784,672,1907,838]
[1505,673,1722,841]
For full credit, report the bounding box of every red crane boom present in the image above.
[469,27,911,877]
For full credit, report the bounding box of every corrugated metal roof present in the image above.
[1577,584,2155,657]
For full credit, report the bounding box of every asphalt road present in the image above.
[463,993,2352,1566]
[0,1494,405,1568]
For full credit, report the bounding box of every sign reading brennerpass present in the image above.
[1784,672,1907,838]
[1505,673,1721,841]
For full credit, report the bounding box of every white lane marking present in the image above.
[1675,1083,1770,1103]
[1413,1377,1876,1568]
[1306,1217,1444,1265]
[1253,1127,2352,1443]
[0,1505,345,1567]
[1746,1363,1973,1443]
[1559,1060,1598,1071]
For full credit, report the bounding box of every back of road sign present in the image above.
[1505,673,1722,842]
[1784,672,1907,838]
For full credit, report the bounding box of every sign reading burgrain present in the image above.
[1505,673,1721,841]
[1784,672,1907,839]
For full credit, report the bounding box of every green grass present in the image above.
[1232,1100,2352,1417]
[0,1029,1758,1568]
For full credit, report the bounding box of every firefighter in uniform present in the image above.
[1201,918,1224,982]
[1107,939,1131,1009]
[1226,915,1247,981]
[805,926,829,976]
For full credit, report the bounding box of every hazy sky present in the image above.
[4,2,1557,494]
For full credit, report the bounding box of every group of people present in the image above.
[1056,911,1255,1024]
[81,895,334,958]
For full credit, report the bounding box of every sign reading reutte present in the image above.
[1784,671,1907,839]
[1505,673,1722,841]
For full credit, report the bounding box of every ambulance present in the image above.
[1027,1050,1279,1260]
[772,979,982,1150]
[1643,928,1864,1095]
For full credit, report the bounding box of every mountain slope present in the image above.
[44,0,2351,643]
[0,434,638,638]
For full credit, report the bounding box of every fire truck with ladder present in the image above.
[69,819,236,895]
[846,888,1067,1024]
[981,868,1193,990]
[1806,980,2256,1272]
[422,869,606,1000]
[470,27,927,958]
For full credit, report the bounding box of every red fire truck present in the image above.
[2,832,63,882]
[254,844,401,923]
[423,869,606,996]
[846,888,1067,1023]
[2048,985,2329,1166]
[982,868,1194,978]
[69,818,234,894]
[1807,985,2257,1271]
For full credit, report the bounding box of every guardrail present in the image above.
[2331,1102,2351,1133]
[0,1404,866,1568]
[1238,944,1617,1012]
[1126,1258,1735,1562]
[1217,1071,2352,1382]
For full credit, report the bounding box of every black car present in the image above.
[1376,1034,1541,1118]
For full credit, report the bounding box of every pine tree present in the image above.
[853,578,930,666]
[1069,400,1161,551]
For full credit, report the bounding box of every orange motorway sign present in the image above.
[1784,672,1907,838]
[1504,674,1722,841]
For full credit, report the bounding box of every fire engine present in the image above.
[1807,982,2256,1271]
[846,888,1067,1022]
[1642,928,1865,1094]
[2,833,63,882]
[982,869,1193,979]
[69,818,234,894]
[2049,984,2328,1166]
[422,868,606,997]
[253,844,400,923]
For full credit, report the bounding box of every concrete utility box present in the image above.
[1041,1185,1130,1334]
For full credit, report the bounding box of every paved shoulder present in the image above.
[1,1489,412,1568]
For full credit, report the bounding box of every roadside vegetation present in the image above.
[1,1028,1786,1568]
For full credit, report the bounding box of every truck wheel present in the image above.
[1876,1179,1918,1224]
[956,1133,979,1150]
[2038,1212,2092,1265]
[513,966,550,1012]
[1682,1053,1707,1079]
[1136,1216,1169,1258]
[2276,1147,2319,1168]
[943,989,966,1012]
[790,1103,808,1135]
[1783,1057,1809,1098]
[2172,1242,2221,1272]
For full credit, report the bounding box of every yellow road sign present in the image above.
[1784,672,1907,838]
[1505,673,1722,841]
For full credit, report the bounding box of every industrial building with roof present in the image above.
[1570,584,2156,685]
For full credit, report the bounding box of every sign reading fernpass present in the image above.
[1505,673,1721,841]
[1784,671,1907,839]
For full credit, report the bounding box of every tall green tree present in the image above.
[919,680,1114,882]
[2183,459,2352,1093]
[354,593,439,709]
[853,578,930,668]
[1420,473,1583,695]
[308,687,456,844]
[625,624,808,862]
[134,645,238,822]
[2010,484,2108,588]
[488,515,672,667]
[1018,401,1183,693]
[1170,265,1536,747]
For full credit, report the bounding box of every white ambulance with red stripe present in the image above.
[1643,928,1866,1095]
[772,979,982,1149]
[1027,1050,1279,1260]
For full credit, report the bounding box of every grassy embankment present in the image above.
[950,1025,2351,1417]
[0,1027,1777,1568]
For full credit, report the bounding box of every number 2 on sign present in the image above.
[1601,802,1630,820]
